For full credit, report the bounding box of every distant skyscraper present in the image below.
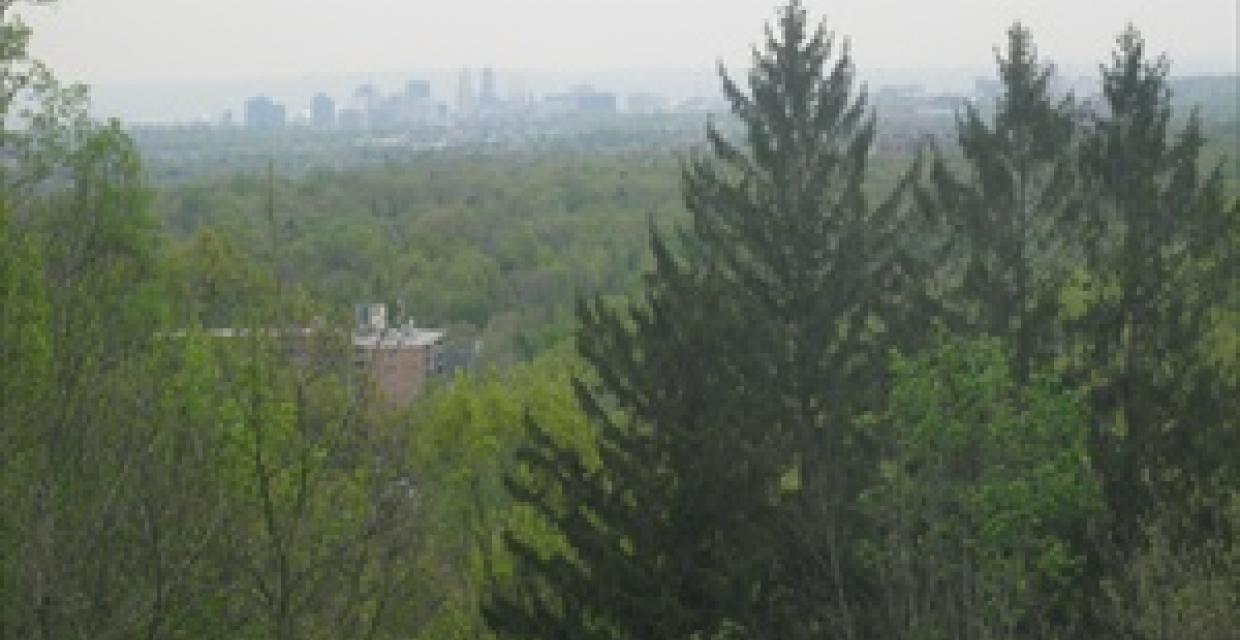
[456,68,475,115]
[244,96,286,130]
[405,80,432,101]
[479,67,498,107]
[311,93,336,128]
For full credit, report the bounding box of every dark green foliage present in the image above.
[487,229,771,640]
[1073,26,1240,550]
[487,3,923,638]
[1100,494,1240,638]
[917,23,1077,381]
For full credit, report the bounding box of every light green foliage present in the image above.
[0,206,51,632]
[122,330,235,640]
[164,225,275,327]
[154,152,681,361]
[863,338,1101,639]
[207,329,425,640]
[409,348,591,639]
[159,155,676,307]
[0,7,427,637]
[0,206,49,429]
[38,122,163,340]
[0,64,171,634]
[0,2,91,200]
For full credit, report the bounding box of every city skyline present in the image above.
[238,70,668,131]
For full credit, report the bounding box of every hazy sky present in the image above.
[18,0,1239,86]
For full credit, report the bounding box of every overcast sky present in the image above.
[18,0,1238,86]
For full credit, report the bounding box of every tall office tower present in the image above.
[479,66,498,107]
[405,80,432,101]
[311,92,336,128]
[456,68,476,115]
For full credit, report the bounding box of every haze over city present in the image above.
[16,0,1238,121]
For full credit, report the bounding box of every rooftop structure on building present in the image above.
[194,303,448,406]
[352,303,445,404]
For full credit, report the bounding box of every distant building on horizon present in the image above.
[354,83,381,123]
[456,68,476,115]
[627,92,669,114]
[479,67,499,107]
[194,303,448,407]
[542,84,617,115]
[402,79,445,125]
[311,92,336,128]
[244,96,286,130]
[405,80,432,101]
[351,303,445,406]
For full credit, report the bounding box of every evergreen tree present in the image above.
[485,2,922,638]
[917,23,1077,381]
[1074,26,1240,550]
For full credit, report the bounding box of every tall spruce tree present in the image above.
[1075,26,1240,550]
[485,2,922,638]
[917,23,1077,381]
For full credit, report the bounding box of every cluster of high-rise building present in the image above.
[455,67,620,118]
[243,78,449,131]
[238,68,724,131]
[243,96,287,130]
[344,80,448,128]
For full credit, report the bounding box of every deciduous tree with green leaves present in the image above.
[862,338,1101,640]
